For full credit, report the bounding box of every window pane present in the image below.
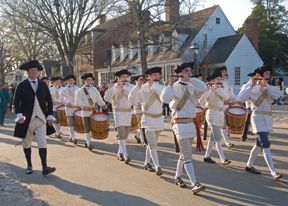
[234,67,241,85]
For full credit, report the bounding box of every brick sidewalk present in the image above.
[0,161,47,206]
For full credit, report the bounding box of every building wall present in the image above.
[225,35,263,94]
[183,6,236,63]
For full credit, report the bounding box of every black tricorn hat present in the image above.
[257,65,272,75]
[114,69,131,77]
[81,73,94,80]
[19,59,44,71]
[134,75,145,81]
[40,77,49,81]
[191,73,203,78]
[145,67,162,75]
[248,72,256,77]
[206,71,221,82]
[175,62,194,74]
[215,66,227,73]
[50,76,63,81]
[64,74,76,81]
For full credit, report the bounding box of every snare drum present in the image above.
[225,106,247,134]
[73,109,86,133]
[195,106,205,126]
[130,114,139,131]
[90,112,109,140]
[56,105,68,126]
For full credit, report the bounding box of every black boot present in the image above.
[39,148,56,176]
[24,148,33,175]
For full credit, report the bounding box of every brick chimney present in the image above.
[99,14,106,24]
[165,0,180,22]
[244,17,259,51]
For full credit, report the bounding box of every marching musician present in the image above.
[104,69,134,164]
[13,60,56,176]
[241,71,257,141]
[216,66,237,148]
[49,76,64,139]
[75,73,107,151]
[60,74,79,144]
[40,77,50,86]
[238,65,283,180]
[129,75,146,145]
[134,67,165,176]
[199,71,232,165]
[161,63,207,194]
[191,73,203,81]
[129,75,153,171]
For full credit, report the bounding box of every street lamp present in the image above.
[190,43,199,73]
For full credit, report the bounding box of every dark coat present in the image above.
[13,79,55,138]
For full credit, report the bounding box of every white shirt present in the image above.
[49,85,62,111]
[75,85,106,117]
[238,82,282,133]
[104,82,134,127]
[161,78,207,139]
[135,82,165,131]
[199,87,229,127]
[128,84,142,115]
[60,84,80,116]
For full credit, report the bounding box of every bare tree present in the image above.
[120,0,204,73]
[1,0,121,74]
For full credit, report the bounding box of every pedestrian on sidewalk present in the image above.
[0,84,10,126]
[13,59,56,176]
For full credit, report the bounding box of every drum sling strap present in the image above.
[254,88,268,107]
[83,87,95,107]
[112,89,127,108]
[143,90,161,112]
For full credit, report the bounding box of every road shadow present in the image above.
[5,162,160,206]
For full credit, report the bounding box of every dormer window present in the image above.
[120,44,128,61]
[147,40,156,56]
[111,45,120,63]
[216,17,221,24]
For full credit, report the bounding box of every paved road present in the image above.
[0,113,287,206]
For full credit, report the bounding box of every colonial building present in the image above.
[75,1,263,93]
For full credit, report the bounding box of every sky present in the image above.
[203,0,288,30]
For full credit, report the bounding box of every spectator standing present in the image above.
[0,84,11,126]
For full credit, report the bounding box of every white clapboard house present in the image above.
[76,2,263,93]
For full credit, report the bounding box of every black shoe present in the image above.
[84,143,88,148]
[88,145,93,151]
[273,173,283,180]
[191,182,206,194]
[175,177,187,188]
[73,139,78,145]
[242,136,247,141]
[144,163,155,172]
[117,153,125,161]
[134,135,141,144]
[55,134,62,139]
[25,166,33,175]
[156,167,163,176]
[245,166,261,174]
[226,143,235,149]
[42,167,56,176]
[69,139,73,143]
[223,159,232,165]
[124,156,131,164]
[204,157,216,164]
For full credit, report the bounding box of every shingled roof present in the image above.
[202,34,243,65]
[76,5,219,69]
